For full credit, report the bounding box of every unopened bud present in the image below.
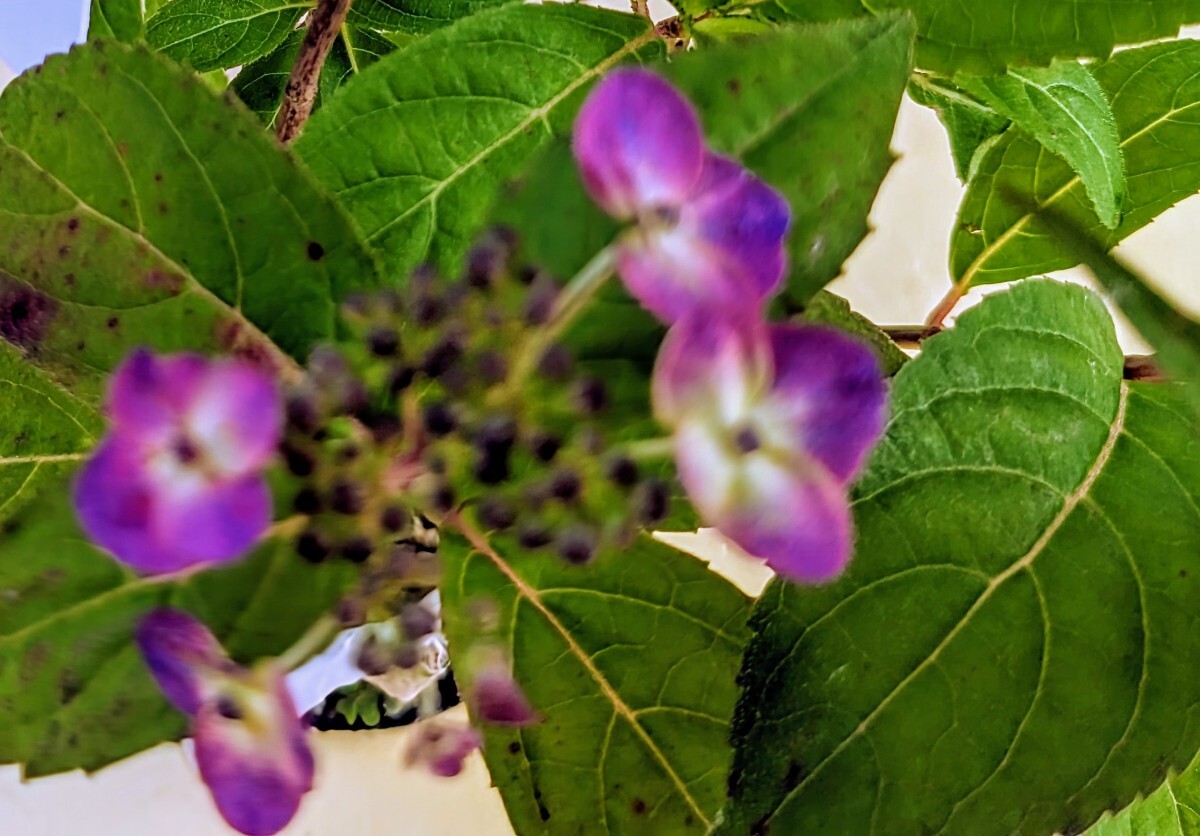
[340,536,374,564]
[297,529,332,563]
[401,603,438,639]
[556,526,597,565]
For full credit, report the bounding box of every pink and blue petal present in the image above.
[186,360,282,475]
[652,313,769,425]
[573,69,705,218]
[136,608,228,716]
[106,350,209,441]
[766,325,888,483]
[154,474,273,568]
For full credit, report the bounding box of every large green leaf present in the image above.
[232,26,396,127]
[951,40,1200,291]
[347,0,507,34]
[751,0,869,24]
[1087,751,1200,835]
[441,527,750,835]
[295,3,661,280]
[669,14,914,303]
[146,0,311,72]
[861,0,1200,75]
[720,279,1200,835]
[907,74,1009,181]
[0,42,379,396]
[959,61,1125,228]
[0,479,354,777]
[88,0,146,41]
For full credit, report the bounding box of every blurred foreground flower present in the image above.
[404,721,483,778]
[653,316,887,582]
[74,350,281,574]
[573,69,790,324]
[137,609,314,836]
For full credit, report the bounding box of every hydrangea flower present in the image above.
[573,69,790,324]
[74,349,282,575]
[653,315,887,583]
[137,609,314,836]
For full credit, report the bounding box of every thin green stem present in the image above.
[623,436,675,461]
[503,244,617,397]
[278,614,341,671]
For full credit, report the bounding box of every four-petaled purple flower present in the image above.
[653,315,887,583]
[573,68,791,324]
[74,349,282,575]
[137,609,315,836]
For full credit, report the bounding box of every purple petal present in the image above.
[106,350,208,441]
[404,723,482,778]
[652,314,770,428]
[154,475,273,567]
[766,325,888,483]
[673,419,853,583]
[185,360,282,477]
[136,609,229,716]
[573,69,705,218]
[73,438,271,575]
[686,154,790,300]
[193,668,314,836]
[472,667,538,727]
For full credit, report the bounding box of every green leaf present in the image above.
[667,13,916,303]
[0,42,379,394]
[959,61,1125,228]
[89,0,146,41]
[145,0,311,72]
[232,26,396,127]
[295,3,661,280]
[0,343,102,521]
[441,528,750,834]
[347,0,508,34]
[0,482,355,776]
[861,0,1200,75]
[907,74,1009,181]
[751,0,870,24]
[720,279,1200,835]
[1086,751,1200,835]
[1030,205,1200,412]
[951,40,1200,291]
[796,291,909,376]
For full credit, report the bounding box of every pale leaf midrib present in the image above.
[451,513,713,828]
[767,382,1131,827]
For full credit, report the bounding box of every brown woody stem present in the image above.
[275,0,355,145]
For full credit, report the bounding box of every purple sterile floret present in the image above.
[136,608,228,716]
[405,722,483,778]
[652,315,887,583]
[573,68,704,219]
[573,71,791,325]
[73,349,282,575]
[136,608,314,836]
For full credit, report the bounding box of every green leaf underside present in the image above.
[960,61,1125,228]
[861,0,1200,75]
[721,280,1200,835]
[797,291,909,376]
[295,4,662,281]
[232,26,395,127]
[1087,749,1200,835]
[0,478,355,777]
[668,14,915,304]
[145,0,310,72]
[88,0,146,42]
[0,42,379,396]
[348,0,508,34]
[907,75,1009,181]
[442,531,750,835]
[952,39,1200,289]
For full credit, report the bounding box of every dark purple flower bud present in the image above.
[380,504,408,533]
[548,469,582,502]
[635,479,670,525]
[292,487,322,515]
[367,326,400,358]
[423,402,458,437]
[297,530,332,563]
[401,603,438,640]
[337,596,367,627]
[572,377,608,415]
[281,442,316,477]
[387,364,416,394]
[606,456,640,488]
[477,496,517,531]
[537,343,572,381]
[394,642,422,669]
[556,526,597,565]
[356,636,392,676]
[523,276,559,326]
[413,294,445,328]
[431,482,458,514]
[285,391,321,434]
[472,665,538,726]
[329,480,365,515]
[477,351,509,386]
[340,536,374,564]
[422,337,463,379]
[517,523,553,550]
[529,431,561,463]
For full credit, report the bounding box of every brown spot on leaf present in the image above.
[55,110,66,121]
[20,641,51,682]
[58,670,83,703]
[66,217,80,233]
[307,241,325,261]
[216,319,278,372]
[106,316,119,330]
[117,142,129,158]
[58,244,70,258]
[154,172,164,183]
[631,799,646,816]
[64,273,76,287]
[727,78,742,95]
[0,278,57,351]
[158,203,169,215]
[507,741,521,754]
[141,269,183,294]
